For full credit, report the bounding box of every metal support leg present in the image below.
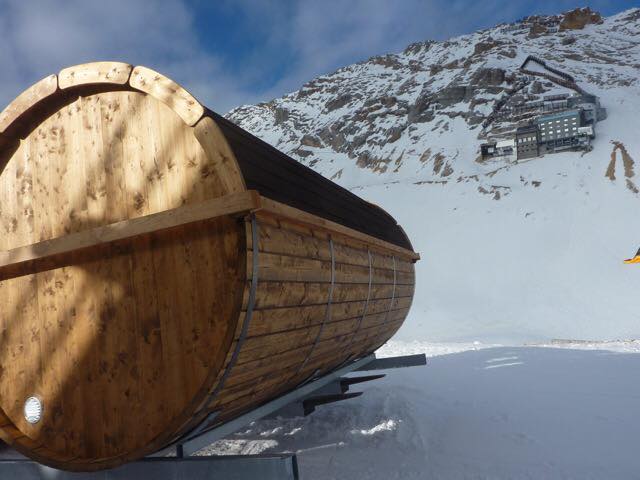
[0,455,300,480]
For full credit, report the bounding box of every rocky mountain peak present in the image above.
[226,8,639,191]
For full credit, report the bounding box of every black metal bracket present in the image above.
[303,392,363,416]
[356,353,427,371]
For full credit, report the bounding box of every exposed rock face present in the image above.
[560,7,603,30]
[274,107,289,125]
[470,68,506,87]
[300,134,323,148]
[325,94,352,112]
[529,23,548,37]
[436,86,474,106]
[473,39,501,55]
[226,8,639,184]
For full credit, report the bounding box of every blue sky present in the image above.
[0,0,636,113]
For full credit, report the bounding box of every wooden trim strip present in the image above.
[293,237,335,380]
[257,196,419,261]
[0,191,260,281]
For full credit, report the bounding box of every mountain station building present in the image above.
[534,109,592,154]
[516,125,539,160]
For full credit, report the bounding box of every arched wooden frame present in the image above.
[0,62,250,470]
[0,62,419,471]
[0,61,245,193]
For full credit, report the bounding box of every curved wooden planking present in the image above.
[0,86,247,470]
[129,65,204,126]
[193,116,247,194]
[366,200,415,252]
[58,61,133,89]
[0,74,58,134]
[258,197,419,261]
[201,215,414,426]
[0,61,418,471]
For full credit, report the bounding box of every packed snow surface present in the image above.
[205,340,640,479]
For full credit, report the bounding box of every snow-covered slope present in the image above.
[227,8,640,343]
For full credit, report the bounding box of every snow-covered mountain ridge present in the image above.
[226,8,640,343]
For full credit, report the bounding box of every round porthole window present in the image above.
[24,396,43,424]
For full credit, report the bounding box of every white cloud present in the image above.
[0,0,630,113]
[0,0,257,113]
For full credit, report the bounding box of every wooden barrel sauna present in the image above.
[0,62,418,471]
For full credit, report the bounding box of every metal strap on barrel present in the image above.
[294,236,335,378]
[382,256,397,326]
[193,215,259,425]
[164,216,260,449]
[350,248,372,348]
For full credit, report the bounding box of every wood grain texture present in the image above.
[0,74,57,134]
[193,117,247,194]
[211,111,415,251]
[129,66,204,126]
[0,190,260,281]
[0,86,245,471]
[59,62,132,89]
[205,216,414,424]
[0,64,416,471]
[257,198,419,261]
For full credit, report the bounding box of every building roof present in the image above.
[516,124,538,135]
[496,139,515,148]
[212,111,413,249]
[535,109,581,123]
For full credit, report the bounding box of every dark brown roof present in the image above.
[210,111,413,251]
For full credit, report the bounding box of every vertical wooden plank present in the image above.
[61,97,89,455]
[42,112,77,454]
[99,92,139,455]
[2,140,42,442]
[79,93,110,459]
[121,91,163,445]
[139,93,187,421]
[169,121,214,389]
[28,119,64,449]
[151,96,200,400]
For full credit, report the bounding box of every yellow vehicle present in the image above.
[624,247,640,264]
